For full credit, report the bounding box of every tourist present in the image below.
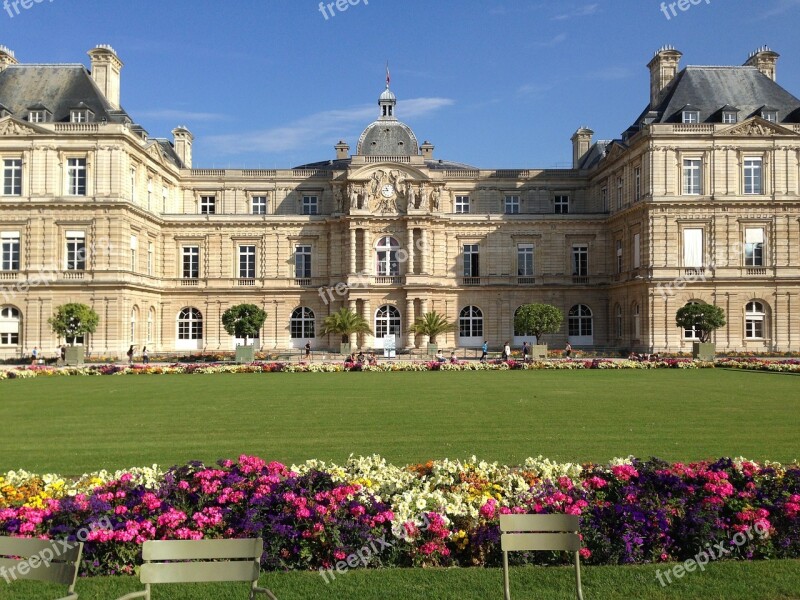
[31,346,38,365]
[345,352,356,366]
[564,342,572,358]
[304,340,311,360]
[480,340,488,363]
[368,351,377,366]
[449,351,458,364]
[522,341,530,362]
[357,351,365,365]
[435,350,446,363]
[127,345,135,365]
[142,346,149,365]
[503,341,511,361]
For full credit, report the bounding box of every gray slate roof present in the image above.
[634,66,800,126]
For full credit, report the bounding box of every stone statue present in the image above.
[334,186,344,213]
[420,184,429,210]
[349,185,360,209]
[430,187,441,212]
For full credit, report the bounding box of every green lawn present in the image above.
[2,562,799,599]
[0,369,798,474]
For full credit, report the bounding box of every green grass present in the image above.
[0,369,798,474]
[1,561,799,599]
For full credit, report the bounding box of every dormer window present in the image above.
[682,110,700,124]
[28,110,46,123]
[70,109,93,123]
[722,111,737,124]
[761,110,778,122]
[0,104,11,119]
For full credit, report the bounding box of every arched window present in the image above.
[375,236,400,276]
[683,301,701,340]
[375,305,401,339]
[568,305,593,337]
[0,306,20,346]
[615,304,623,339]
[459,306,483,339]
[632,303,641,339]
[147,308,155,343]
[290,307,315,339]
[177,308,203,340]
[130,307,138,344]
[745,301,766,339]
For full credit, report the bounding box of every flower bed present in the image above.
[1,455,797,576]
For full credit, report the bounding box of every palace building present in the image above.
[0,44,799,357]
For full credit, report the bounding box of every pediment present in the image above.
[343,166,436,215]
[716,116,797,137]
[0,116,49,136]
[145,141,167,166]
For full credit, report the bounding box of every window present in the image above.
[459,306,483,338]
[0,306,20,346]
[616,177,623,208]
[182,246,199,279]
[147,242,154,276]
[634,167,641,201]
[67,158,86,196]
[200,195,216,214]
[601,187,608,212]
[70,109,90,123]
[504,195,520,214]
[554,195,569,214]
[682,301,701,339]
[683,228,704,268]
[761,110,778,123]
[376,237,399,276]
[683,159,702,195]
[455,195,470,214]
[147,308,155,343]
[3,159,21,196]
[744,228,764,267]
[295,245,312,279]
[130,235,137,272]
[130,167,137,201]
[28,110,45,123]
[290,307,315,339]
[130,308,138,344]
[633,233,641,269]
[744,158,763,194]
[177,308,203,340]
[65,231,86,271]
[302,195,318,215]
[682,110,700,123]
[162,186,169,213]
[568,305,593,337]
[572,245,588,277]
[147,179,153,210]
[252,196,267,215]
[616,240,623,274]
[722,111,737,124]
[633,304,641,339]
[615,304,623,339]
[375,305,401,339]
[239,245,256,279]
[517,244,534,277]
[463,244,479,277]
[745,301,766,339]
[1,232,20,271]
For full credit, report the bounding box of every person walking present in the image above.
[503,341,511,361]
[126,345,135,365]
[480,340,488,363]
[304,340,311,360]
[522,341,530,363]
[31,346,39,365]
[142,346,149,365]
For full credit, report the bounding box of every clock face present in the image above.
[380,184,395,198]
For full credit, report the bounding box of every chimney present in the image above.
[745,46,779,82]
[420,141,434,160]
[0,45,18,73]
[647,46,682,108]
[571,127,593,169]
[335,140,350,160]
[87,45,123,110]
[172,126,193,168]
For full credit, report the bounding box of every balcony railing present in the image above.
[373,276,402,285]
[237,278,256,286]
[63,271,85,280]
[293,278,312,287]
[572,276,589,285]
[180,279,199,287]
[746,268,767,276]
[517,276,536,285]
[0,271,18,280]
[683,268,706,277]
[462,277,481,286]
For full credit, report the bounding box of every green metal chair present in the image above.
[114,538,277,600]
[500,514,584,600]
[0,536,84,599]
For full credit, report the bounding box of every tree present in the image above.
[319,306,373,343]
[513,303,563,342]
[48,303,99,346]
[675,302,726,343]
[222,304,267,346]
[408,311,454,344]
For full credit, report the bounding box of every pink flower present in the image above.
[479,499,497,519]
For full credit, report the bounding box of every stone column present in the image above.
[421,229,430,274]
[349,228,357,274]
[362,228,371,275]
[407,227,415,275]
[405,298,416,348]
[362,299,373,349]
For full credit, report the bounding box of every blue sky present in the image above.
[3,0,800,168]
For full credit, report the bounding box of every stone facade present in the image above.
[0,44,799,357]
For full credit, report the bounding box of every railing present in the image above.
[63,271,85,280]
[683,268,706,277]
[237,278,256,286]
[373,276,402,285]
[180,279,199,286]
[746,268,767,276]
[365,156,411,163]
[517,276,536,285]
[572,276,589,285]
[54,123,100,133]
[671,124,715,133]
[190,169,225,177]
[462,277,481,286]
[492,170,530,178]
[293,278,312,287]
[444,170,480,178]
[241,170,277,177]
[292,169,327,177]
[0,272,18,280]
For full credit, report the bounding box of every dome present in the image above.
[356,85,419,156]
[379,87,396,102]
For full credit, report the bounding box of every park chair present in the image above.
[0,536,84,599]
[500,514,584,600]
[115,538,277,600]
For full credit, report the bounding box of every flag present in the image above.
[386,62,390,88]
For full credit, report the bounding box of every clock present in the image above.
[380,184,395,198]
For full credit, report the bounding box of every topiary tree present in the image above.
[319,307,373,344]
[675,302,726,343]
[48,303,99,346]
[222,304,267,346]
[514,303,564,343]
[408,311,454,344]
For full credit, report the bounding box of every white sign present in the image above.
[383,334,396,358]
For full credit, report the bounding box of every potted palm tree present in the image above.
[675,302,726,360]
[409,311,454,355]
[514,303,564,359]
[319,307,373,355]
